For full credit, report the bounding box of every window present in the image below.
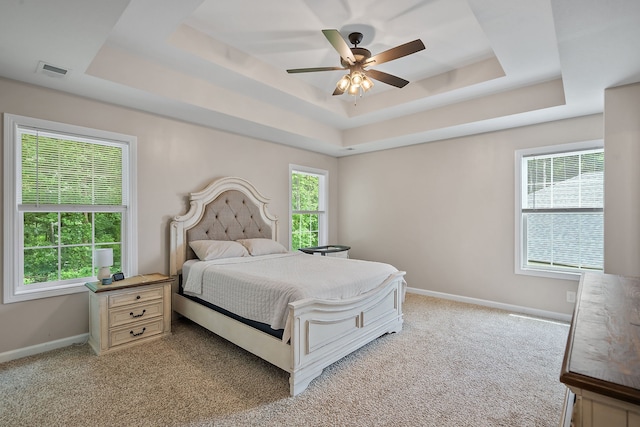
[289,165,328,251]
[3,114,137,303]
[515,141,604,279]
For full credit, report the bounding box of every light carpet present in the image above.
[0,294,569,426]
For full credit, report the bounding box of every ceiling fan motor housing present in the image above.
[341,47,372,67]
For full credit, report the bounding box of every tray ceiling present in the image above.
[1,0,639,156]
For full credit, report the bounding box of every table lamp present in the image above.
[95,248,113,285]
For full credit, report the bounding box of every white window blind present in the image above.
[524,150,603,210]
[520,148,604,274]
[20,130,124,206]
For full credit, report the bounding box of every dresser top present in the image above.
[560,272,640,405]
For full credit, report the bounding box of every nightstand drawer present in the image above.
[109,301,163,328]
[108,287,163,308]
[110,318,164,348]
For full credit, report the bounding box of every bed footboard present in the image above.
[288,271,406,396]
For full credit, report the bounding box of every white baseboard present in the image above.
[406,287,572,323]
[1,290,570,364]
[0,333,89,364]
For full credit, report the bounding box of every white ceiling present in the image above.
[1,0,639,157]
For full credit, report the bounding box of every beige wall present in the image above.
[3,76,638,356]
[0,78,338,354]
[338,114,604,315]
[604,82,640,276]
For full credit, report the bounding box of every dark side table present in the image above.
[299,245,350,257]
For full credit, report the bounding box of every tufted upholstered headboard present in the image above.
[169,177,279,276]
[185,189,273,259]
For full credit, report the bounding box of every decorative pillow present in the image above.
[189,240,249,261]
[237,238,288,256]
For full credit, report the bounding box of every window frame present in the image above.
[288,164,328,251]
[3,113,138,303]
[514,140,604,281]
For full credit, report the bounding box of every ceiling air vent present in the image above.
[36,61,70,78]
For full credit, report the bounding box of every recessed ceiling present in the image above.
[1,0,639,157]
[186,0,496,94]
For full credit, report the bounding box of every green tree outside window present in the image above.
[291,171,325,251]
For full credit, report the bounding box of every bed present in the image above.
[169,176,406,396]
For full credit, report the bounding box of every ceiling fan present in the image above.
[286,29,425,96]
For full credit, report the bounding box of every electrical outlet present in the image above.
[566,291,576,303]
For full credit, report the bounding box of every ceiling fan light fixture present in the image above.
[350,71,363,87]
[361,76,374,92]
[337,75,351,91]
[347,84,360,96]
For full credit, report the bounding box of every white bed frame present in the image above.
[169,177,406,396]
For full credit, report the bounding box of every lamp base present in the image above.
[98,266,112,285]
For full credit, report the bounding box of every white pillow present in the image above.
[237,238,288,256]
[189,240,249,261]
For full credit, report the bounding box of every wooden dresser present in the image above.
[560,272,640,427]
[86,273,173,355]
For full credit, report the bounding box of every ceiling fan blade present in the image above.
[333,86,346,96]
[287,66,346,74]
[366,69,410,88]
[322,29,356,65]
[365,39,425,67]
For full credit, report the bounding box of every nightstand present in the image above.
[86,273,173,355]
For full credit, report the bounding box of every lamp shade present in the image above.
[95,248,113,267]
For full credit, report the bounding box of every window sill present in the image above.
[4,282,88,304]
[515,267,582,281]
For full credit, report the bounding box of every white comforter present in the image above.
[182,252,399,333]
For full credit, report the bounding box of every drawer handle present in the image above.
[136,295,141,300]
[130,327,146,337]
[130,309,146,318]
